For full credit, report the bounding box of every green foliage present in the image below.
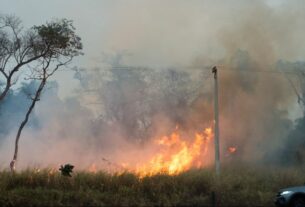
[1,165,305,206]
[32,18,83,58]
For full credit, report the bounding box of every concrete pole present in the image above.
[212,66,220,175]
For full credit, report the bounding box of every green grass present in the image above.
[0,165,305,206]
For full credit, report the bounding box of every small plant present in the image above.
[59,164,74,177]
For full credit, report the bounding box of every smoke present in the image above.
[273,61,305,165]
[0,82,40,140]
[1,0,305,170]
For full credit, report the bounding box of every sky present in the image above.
[1,0,304,98]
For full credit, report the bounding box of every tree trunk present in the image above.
[0,78,11,102]
[10,78,46,172]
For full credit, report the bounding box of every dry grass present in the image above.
[0,164,305,206]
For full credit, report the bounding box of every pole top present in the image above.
[212,66,217,79]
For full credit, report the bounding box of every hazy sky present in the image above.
[1,1,123,68]
[1,0,297,67]
[1,0,304,97]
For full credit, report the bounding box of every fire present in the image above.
[228,146,237,154]
[135,127,213,176]
[88,163,97,173]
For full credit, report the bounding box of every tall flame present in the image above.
[135,127,213,176]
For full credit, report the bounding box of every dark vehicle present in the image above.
[275,186,305,207]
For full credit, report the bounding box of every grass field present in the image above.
[1,164,305,207]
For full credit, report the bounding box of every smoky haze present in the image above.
[0,0,305,170]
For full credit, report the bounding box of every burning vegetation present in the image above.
[85,126,214,176]
[134,127,213,176]
[2,1,305,206]
[1,0,305,178]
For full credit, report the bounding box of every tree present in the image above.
[74,60,208,143]
[0,14,82,102]
[10,18,83,171]
[0,15,40,101]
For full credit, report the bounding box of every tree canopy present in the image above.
[0,15,82,101]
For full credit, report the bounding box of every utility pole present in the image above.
[212,66,220,175]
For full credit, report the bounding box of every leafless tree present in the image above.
[9,18,83,171]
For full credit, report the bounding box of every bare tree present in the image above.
[10,19,82,171]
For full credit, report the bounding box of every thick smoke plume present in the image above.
[1,0,305,170]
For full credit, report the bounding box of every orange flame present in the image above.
[88,163,97,173]
[228,147,237,154]
[135,127,213,176]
